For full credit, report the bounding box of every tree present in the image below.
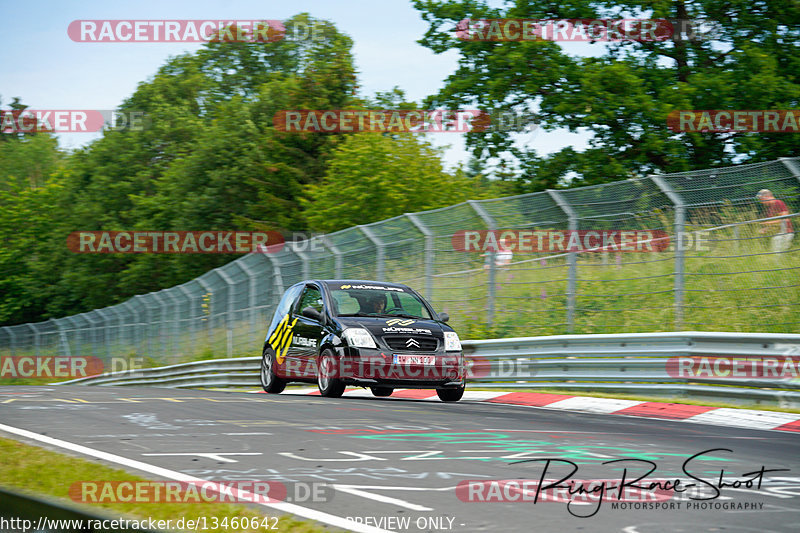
[412,0,800,188]
[0,14,361,324]
[302,132,485,232]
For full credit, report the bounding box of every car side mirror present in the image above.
[302,306,322,322]
[438,312,450,322]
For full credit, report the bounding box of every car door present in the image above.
[289,284,326,378]
[266,283,303,377]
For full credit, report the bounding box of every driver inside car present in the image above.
[362,295,386,315]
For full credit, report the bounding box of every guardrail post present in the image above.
[467,200,498,327]
[358,225,385,280]
[652,176,686,330]
[779,157,800,183]
[406,213,434,301]
[547,190,577,333]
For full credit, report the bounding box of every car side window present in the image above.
[268,284,303,332]
[296,285,324,316]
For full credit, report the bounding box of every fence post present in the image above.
[216,268,236,358]
[2,327,14,356]
[467,200,498,327]
[546,190,578,333]
[94,309,112,360]
[320,236,343,279]
[358,225,385,281]
[779,157,800,183]
[291,241,311,280]
[267,254,285,310]
[238,260,259,336]
[57,317,74,357]
[148,293,169,361]
[176,285,196,357]
[119,301,137,356]
[406,213,434,301]
[136,296,157,359]
[652,176,686,330]
[27,323,40,357]
[196,279,215,348]
[164,292,179,361]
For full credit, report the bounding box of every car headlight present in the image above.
[342,328,377,349]
[444,331,462,351]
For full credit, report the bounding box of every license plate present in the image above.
[393,354,435,365]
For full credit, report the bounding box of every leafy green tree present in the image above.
[303,132,485,232]
[412,0,800,188]
[0,14,361,324]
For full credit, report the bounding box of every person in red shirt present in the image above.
[757,189,795,252]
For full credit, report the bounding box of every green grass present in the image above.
[442,225,799,338]
[0,437,328,533]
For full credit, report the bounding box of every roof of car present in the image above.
[318,279,411,289]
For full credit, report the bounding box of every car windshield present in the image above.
[329,283,432,319]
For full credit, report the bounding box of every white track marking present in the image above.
[141,452,262,463]
[685,408,800,430]
[332,485,434,511]
[543,397,644,413]
[0,423,393,533]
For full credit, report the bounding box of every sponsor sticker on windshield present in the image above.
[339,284,404,291]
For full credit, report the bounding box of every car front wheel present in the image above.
[436,384,465,402]
[317,349,346,398]
[260,346,286,394]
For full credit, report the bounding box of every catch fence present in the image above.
[1,157,798,366]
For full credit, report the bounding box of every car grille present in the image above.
[383,336,439,352]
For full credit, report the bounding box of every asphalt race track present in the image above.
[1,385,799,533]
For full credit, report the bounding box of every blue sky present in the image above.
[1,0,592,169]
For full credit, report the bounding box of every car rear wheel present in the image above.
[436,384,465,402]
[370,387,393,397]
[317,349,346,398]
[260,346,286,394]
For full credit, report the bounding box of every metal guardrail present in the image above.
[57,332,800,407]
[0,487,160,533]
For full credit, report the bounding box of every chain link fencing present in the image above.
[1,157,798,367]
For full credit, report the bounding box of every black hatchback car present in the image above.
[259,280,466,401]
